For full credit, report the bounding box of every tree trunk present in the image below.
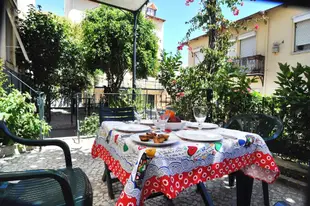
[208,0,217,50]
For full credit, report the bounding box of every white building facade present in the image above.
[0,0,33,71]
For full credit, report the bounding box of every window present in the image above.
[294,19,310,52]
[193,49,204,66]
[227,41,237,57]
[5,8,14,64]
[146,8,156,16]
[6,6,30,63]
[147,95,155,109]
[240,36,256,58]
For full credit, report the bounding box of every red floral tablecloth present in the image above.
[91,121,280,206]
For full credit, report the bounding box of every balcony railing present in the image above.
[234,55,265,76]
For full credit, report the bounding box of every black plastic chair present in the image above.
[273,202,290,206]
[99,106,135,199]
[99,106,135,124]
[0,121,93,206]
[225,114,284,206]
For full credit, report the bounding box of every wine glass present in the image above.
[156,108,170,132]
[149,108,159,124]
[192,106,207,130]
[135,108,145,124]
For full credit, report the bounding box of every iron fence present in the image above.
[74,91,172,140]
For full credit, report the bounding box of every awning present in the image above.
[6,8,31,63]
[89,0,149,12]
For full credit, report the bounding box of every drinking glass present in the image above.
[192,106,207,130]
[156,108,169,132]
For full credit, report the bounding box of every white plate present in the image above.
[140,120,155,125]
[175,130,223,142]
[186,122,219,129]
[114,124,151,133]
[131,133,179,146]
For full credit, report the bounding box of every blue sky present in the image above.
[36,0,281,65]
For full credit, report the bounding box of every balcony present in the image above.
[234,55,265,76]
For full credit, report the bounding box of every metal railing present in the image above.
[3,67,45,139]
[234,55,265,75]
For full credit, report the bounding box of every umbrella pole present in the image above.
[132,10,139,102]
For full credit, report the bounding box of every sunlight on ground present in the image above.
[285,198,296,204]
[51,109,71,114]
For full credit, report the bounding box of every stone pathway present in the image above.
[0,138,306,206]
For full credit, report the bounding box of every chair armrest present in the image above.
[263,117,284,142]
[0,169,74,206]
[0,121,72,167]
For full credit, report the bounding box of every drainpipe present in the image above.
[263,18,270,95]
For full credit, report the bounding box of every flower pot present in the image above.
[26,146,35,151]
[17,144,26,154]
[0,145,15,157]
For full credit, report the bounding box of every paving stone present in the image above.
[0,137,306,206]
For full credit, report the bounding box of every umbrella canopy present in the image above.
[89,0,149,12]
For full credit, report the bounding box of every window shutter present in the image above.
[295,19,310,46]
[240,36,256,57]
[194,51,204,65]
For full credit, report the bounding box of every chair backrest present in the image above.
[99,107,135,124]
[225,114,284,142]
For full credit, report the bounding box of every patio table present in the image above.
[91,121,280,206]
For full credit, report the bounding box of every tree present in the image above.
[58,17,90,100]
[82,5,158,93]
[17,6,91,121]
[158,0,260,121]
[16,5,64,122]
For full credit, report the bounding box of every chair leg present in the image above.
[196,184,200,193]
[228,173,236,187]
[262,181,270,206]
[236,171,254,206]
[105,163,114,199]
[164,196,174,206]
[197,182,214,206]
[102,168,107,182]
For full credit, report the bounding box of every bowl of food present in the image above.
[155,110,185,130]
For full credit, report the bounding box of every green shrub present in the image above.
[0,89,51,145]
[0,60,50,145]
[158,50,258,122]
[79,113,99,136]
[269,63,310,162]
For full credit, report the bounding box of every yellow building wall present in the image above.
[187,5,310,95]
[264,6,310,95]
[187,36,209,67]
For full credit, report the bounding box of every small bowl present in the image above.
[155,121,186,131]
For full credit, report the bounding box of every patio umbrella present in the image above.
[89,0,149,100]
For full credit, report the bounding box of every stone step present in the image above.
[274,156,308,184]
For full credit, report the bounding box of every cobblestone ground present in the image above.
[0,138,306,206]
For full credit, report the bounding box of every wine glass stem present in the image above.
[198,122,202,130]
[160,125,165,132]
